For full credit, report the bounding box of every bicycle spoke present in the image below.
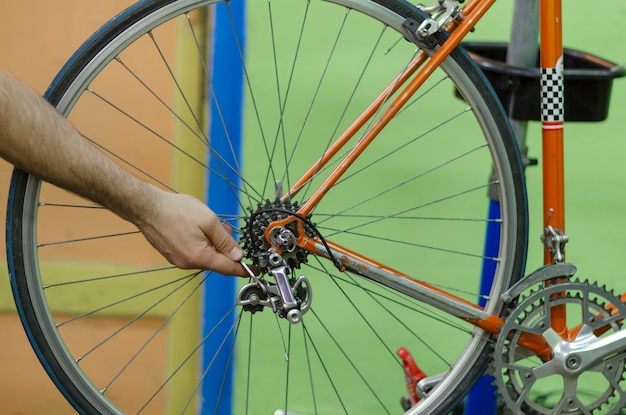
[319,224,491,260]
[112,57,206,145]
[43,265,175,289]
[302,323,349,414]
[302,324,319,415]
[334,108,475,187]
[101,272,208,394]
[55,271,203,326]
[300,21,391,203]
[137,301,238,414]
[210,3,266,209]
[319,182,493,236]
[73,272,203,364]
[147,30,207,145]
[308,307,391,414]
[305,260,479,334]
[271,1,311,194]
[192,311,242,414]
[282,9,349,196]
[316,258,461,366]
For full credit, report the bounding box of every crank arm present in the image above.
[544,325,626,374]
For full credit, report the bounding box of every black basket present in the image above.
[461,42,625,122]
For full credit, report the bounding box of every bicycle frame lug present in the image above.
[500,262,577,303]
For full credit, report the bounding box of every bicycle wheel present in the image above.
[7,0,528,414]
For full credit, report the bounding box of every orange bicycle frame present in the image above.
[269,0,570,354]
[539,0,568,336]
[284,0,507,332]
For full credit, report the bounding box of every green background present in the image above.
[469,1,626,280]
[236,1,626,413]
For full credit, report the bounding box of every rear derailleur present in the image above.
[236,252,312,324]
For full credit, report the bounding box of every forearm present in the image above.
[0,69,152,224]
[0,69,245,274]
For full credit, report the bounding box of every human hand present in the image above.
[136,188,246,276]
[0,69,244,276]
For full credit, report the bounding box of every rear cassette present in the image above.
[241,200,316,272]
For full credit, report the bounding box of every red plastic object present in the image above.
[397,347,428,409]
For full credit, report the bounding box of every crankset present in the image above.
[492,274,626,415]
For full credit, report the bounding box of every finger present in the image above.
[221,221,232,234]
[200,250,247,277]
[205,218,243,262]
[220,222,244,262]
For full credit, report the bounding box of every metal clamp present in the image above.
[415,0,463,40]
[541,208,569,263]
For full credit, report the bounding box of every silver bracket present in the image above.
[416,372,447,400]
[415,0,463,40]
[501,262,577,303]
[541,209,569,263]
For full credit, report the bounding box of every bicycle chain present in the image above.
[492,279,626,415]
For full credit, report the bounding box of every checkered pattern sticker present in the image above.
[541,67,564,122]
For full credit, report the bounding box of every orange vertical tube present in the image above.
[540,0,565,265]
[540,0,567,333]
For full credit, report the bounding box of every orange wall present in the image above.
[0,0,181,269]
[0,3,173,413]
[0,1,141,263]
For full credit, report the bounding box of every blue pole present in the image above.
[464,199,501,415]
[202,1,246,414]
[466,3,537,413]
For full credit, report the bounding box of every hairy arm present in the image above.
[0,69,244,275]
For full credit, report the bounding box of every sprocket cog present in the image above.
[241,200,316,272]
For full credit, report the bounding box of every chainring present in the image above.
[492,279,626,415]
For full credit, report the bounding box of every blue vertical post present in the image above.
[464,198,501,415]
[202,1,246,414]
[465,2,538,414]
